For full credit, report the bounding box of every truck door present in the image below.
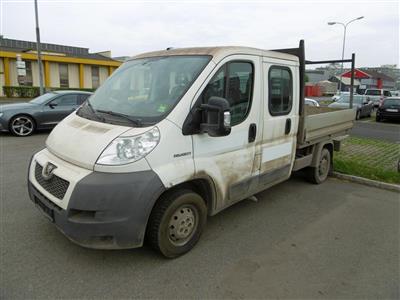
[259,61,299,188]
[192,55,262,212]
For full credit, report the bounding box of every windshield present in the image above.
[337,95,364,104]
[88,55,211,124]
[383,98,400,106]
[29,93,56,104]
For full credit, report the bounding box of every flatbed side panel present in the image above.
[303,108,356,144]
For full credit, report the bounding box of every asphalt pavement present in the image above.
[351,120,400,142]
[1,133,399,299]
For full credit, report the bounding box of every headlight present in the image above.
[96,127,160,165]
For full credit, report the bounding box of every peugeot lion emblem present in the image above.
[42,162,57,181]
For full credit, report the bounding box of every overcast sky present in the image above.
[1,0,399,67]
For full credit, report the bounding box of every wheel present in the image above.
[9,115,35,136]
[355,110,361,120]
[146,189,207,258]
[376,115,381,122]
[306,148,331,184]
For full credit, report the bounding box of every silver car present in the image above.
[328,94,373,120]
[0,90,92,136]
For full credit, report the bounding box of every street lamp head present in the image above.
[357,16,364,20]
[328,22,336,25]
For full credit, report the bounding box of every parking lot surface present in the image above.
[1,133,399,299]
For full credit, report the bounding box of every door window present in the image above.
[268,66,293,116]
[383,90,391,96]
[50,94,78,106]
[201,61,253,126]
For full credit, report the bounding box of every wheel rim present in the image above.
[168,204,198,246]
[318,152,330,178]
[11,117,33,136]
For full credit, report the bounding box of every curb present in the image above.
[332,172,400,192]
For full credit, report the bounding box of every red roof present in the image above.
[341,69,370,79]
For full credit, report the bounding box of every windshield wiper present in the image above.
[96,109,142,126]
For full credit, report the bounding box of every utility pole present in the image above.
[328,16,364,93]
[34,0,44,95]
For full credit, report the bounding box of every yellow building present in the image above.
[0,37,122,97]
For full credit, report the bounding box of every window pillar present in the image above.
[44,60,50,87]
[79,64,84,88]
[4,57,10,86]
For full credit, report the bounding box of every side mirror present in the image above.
[48,102,58,109]
[200,96,231,137]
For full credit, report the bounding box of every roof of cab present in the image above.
[130,46,299,63]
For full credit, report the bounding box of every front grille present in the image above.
[34,162,70,200]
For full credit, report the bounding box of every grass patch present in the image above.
[334,136,400,184]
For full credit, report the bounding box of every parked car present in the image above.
[305,98,320,107]
[376,97,400,122]
[364,88,392,107]
[0,91,92,136]
[27,41,355,258]
[331,91,358,102]
[328,94,373,120]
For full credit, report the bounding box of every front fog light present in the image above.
[97,127,160,165]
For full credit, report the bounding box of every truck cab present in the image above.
[28,42,355,257]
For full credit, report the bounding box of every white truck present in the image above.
[28,41,356,257]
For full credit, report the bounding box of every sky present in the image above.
[1,0,399,68]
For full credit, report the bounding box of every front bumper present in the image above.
[377,110,400,120]
[28,152,165,249]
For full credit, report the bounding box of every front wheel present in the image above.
[146,189,207,258]
[306,148,331,184]
[356,110,361,120]
[9,115,35,136]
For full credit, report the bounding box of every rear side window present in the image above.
[268,66,293,116]
[383,90,391,96]
[201,61,253,126]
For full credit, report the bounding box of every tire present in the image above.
[306,148,331,184]
[146,189,207,258]
[9,115,36,136]
[376,115,381,122]
[355,110,361,120]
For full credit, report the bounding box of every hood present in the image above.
[0,102,36,112]
[46,113,150,170]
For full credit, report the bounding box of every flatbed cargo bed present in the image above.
[298,106,356,147]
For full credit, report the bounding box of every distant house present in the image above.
[329,75,360,92]
[305,69,330,83]
[0,37,122,96]
[340,68,395,91]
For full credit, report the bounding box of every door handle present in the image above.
[248,123,256,143]
[285,118,291,135]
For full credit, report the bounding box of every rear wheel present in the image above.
[146,189,207,258]
[9,115,35,136]
[306,148,331,184]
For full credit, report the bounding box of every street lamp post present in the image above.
[34,0,44,95]
[328,16,364,93]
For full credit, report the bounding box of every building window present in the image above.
[201,61,254,126]
[268,66,293,116]
[92,66,99,88]
[59,64,69,88]
[25,61,33,86]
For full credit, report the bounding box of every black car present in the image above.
[0,91,92,136]
[376,97,400,122]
